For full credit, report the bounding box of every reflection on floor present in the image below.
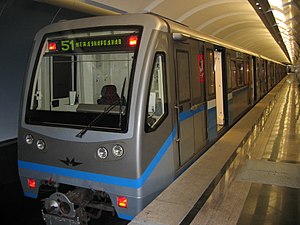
[237,73,300,224]
[237,183,300,225]
[190,74,300,225]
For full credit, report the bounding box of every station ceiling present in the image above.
[36,0,300,66]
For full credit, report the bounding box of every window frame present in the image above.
[145,52,168,133]
[25,26,142,133]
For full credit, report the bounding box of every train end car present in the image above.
[18,14,176,224]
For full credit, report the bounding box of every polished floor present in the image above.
[237,183,300,225]
[236,73,300,225]
[192,74,300,225]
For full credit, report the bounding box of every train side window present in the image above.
[145,53,168,132]
[237,61,244,87]
[245,61,250,85]
[191,41,205,104]
[231,60,237,89]
[261,61,266,81]
[226,55,232,90]
[206,49,215,95]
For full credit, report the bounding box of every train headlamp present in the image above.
[37,139,46,150]
[97,147,108,159]
[112,145,124,157]
[25,134,34,145]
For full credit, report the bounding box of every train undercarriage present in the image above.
[41,184,115,225]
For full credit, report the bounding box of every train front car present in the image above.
[18,14,174,224]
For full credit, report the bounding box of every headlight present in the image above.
[25,134,34,145]
[112,145,124,157]
[36,139,46,150]
[97,147,108,159]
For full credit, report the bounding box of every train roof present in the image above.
[36,13,284,65]
[161,15,284,65]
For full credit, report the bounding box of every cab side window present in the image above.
[145,53,168,132]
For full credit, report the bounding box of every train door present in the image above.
[254,57,261,101]
[225,51,233,125]
[244,57,252,105]
[214,50,224,130]
[261,59,267,95]
[174,41,195,166]
[250,57,255,105]
[205,43,217,141]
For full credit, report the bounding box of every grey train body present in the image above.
[18,14,286,224]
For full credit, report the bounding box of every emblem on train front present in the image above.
[60,157,82,167]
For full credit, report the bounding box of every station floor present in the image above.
[192,74,300,225]
[130,73,300,225]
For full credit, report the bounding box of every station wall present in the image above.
[0,0,90,143]
[0,0,90,185]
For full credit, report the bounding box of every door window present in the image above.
[206,49,215,95]
[176,50,191,103]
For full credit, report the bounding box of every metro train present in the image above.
[18,13,286,224]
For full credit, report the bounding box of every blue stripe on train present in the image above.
[18,105,206,189]
[18,129,177,189]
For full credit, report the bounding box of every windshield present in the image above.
[26,27,141,132]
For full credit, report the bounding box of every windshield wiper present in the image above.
[75,102,118,138]
[76,78,127,138]
[119,77,127,128]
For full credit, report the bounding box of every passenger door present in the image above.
[174,41,195,166]
[214,50,225,129]
[205,43,217,140]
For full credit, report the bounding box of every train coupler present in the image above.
[42,188,93,225]
[42,187,115,225]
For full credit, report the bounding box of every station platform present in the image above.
[129,73,300,225]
